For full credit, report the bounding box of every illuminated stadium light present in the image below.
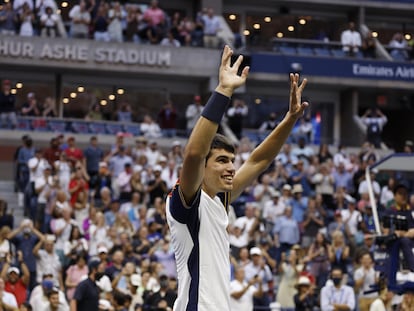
[109,94,116,100]
[117,88,125,95]
[288,25,295,32]
[372,31,378,38]
[62,98,69,104]
[243,29,250,36]
[229,14,236,21]
[264,17,271,23]
[254,98,262,104]
[10,89,16,94]
[253,23,261,30]
[405,34,411,40]
[77,86,85,92]
[100,100,108,106]
[299,18,306,25]
[61,2,68,8]
[16,83,23,89]
[276,32,284,38]
[70,92,77,98]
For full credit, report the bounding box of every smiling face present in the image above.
[202,148,235,197]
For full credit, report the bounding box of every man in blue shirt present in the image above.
[83,136,104,187]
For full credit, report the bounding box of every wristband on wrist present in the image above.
[201,92,230,124]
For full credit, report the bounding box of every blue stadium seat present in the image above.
[297,46,314,56]
[314,48,332,57]
[89,122,107,135]
[123,124,141,136]
[71,122,90,134]
[331,49,346,58]
[48,120,67,133]
[279,46,297,55]
[16,119,31,130]
[105,123,124,135]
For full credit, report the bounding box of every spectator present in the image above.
[85,104,104,121]
[341,22,362,57]
[0,2,18,35]
[54,153,71,195]
[307,231,330,289]
[63,226,88,265]
[301,198,324,249]
[42,286,69,311]
[160,30,181,47]
[258,112,279,134]
[294,276,317,311]
[0,277,18,310]
[43,138,62,167]
[93,4,110,42]
[0,79,17,129]
[64,137,84,167]
[360,108,388,149]
[65,254,88,301]
[140,115,162,139]
[201,8,221,48]
[83,136,104,187]
[21,92,40,117]
[1,254,30,306]
[41,96,57,117]
[19,3,35,37]
[158,100,177,137]
[185,95,204,136]
[389,32,409,61]
[107,145,133,179]
[226,98,248,140]
[361,32,376,58]
[320,267,355,311]
[107,1,125,43]
[69,0,91,39]
[40,6,59,38]
[328,230,350,279]
[354,252,378,311]
[230,267,263,311]
[68,165,89,208]
[125,6,142,43]
[273,206,300,255]
[70,260,100,311]
[116,102,133,122]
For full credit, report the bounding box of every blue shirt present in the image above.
[273,216,300,244]
[11,233,39,271]
[83,145,104,172]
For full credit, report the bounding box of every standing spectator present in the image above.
[107,1,125,43]
[1,257,30,307]
[65,254,88,301]
[107,145,133,179]
[142,0,165,44]
[54,153,72,195]
[354,252,378,311]
[202,8,221,48]
[273,207,300,258]
[64,137,84,167]
[341,22,362,57]
[146,165,168,206]
[259,112,279,134]
[69,0,91,39]
[158,100,177,138]
[16,136,34,208]
[117,163,133,203]
[0,277,18,310]
[185,95,204,136]
[116,102,132,122]
[360,108,388,149]
[43,138,62,168]
[69,165,89,208]
[0,2,18,35]
[389,32,409,60]
[140,115,162,139]
[21,92,40,117]
[230,267,263,311]
[70,260,100,311]
[93,4,110,42]
[320,268,355,311]
[301,198,324,248]
[361,32,377,58]
[307,232,330,289]
[226,98,248,140]
[83,136,104,187]
[19,3,35,37]
[41,96,57,117]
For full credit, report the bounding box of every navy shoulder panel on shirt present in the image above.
[217,192,230,213]
[168,183,201,224]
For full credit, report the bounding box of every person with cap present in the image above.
[0,79,17,127]
[165,46,308,310]
[244,247,273,310]
[290,159,312,197]
[29,271,68,311]
[1,250,30,306]
[0,276,18,310]
[128,274,143,311]
[230,266,263,311]
[185,94,204,136]
[403,140,413,153]
[70,260,101,311]
[293,275,316,311]
[21,92,40,117]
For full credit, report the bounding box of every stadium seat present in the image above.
[16,119,31,131]
[31,119,48,132]
[89,122,107,135]
[71,122,90,134]
[48,120,67,133]
[123,124,141,136]
[331,49,346,58]
[105,123,124,135]
[314,48,332,57]
[279,46,297,55]
[297,46,314,56]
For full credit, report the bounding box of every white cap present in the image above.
[130,274,141,286]
[296,276,311,287]
[97,246,108,254]
[153,165,162,172]
[7,267,20,275]
[172,140,181,147]
[292,184,304,193]
[282,184,292,191]
[249,247,262,256]
[99,299,111,310]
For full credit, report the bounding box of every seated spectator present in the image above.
[341,22,362,57]
[19,3,35,37]
[40,6,59,38]
[140,115,162,139]
[389,32,409,60]
[69,0,91,39]
[160,30,181,47]
[116,102,133,122]
[0,2,18,35]
[158,100,177,138]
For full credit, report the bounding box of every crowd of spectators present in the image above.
[0,125,413,310]
[0,0,224,49]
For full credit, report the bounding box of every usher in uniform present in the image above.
[166,183,231,311]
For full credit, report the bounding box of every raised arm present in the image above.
[179,45,249,204]
[231,73,308,200]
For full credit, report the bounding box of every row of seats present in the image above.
[14,118,142,136]
[274,45,364,59]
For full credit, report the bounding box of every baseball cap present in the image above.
[42,280,54,290]
[7,266,20,275]
[282,184,292,191]
[99,162,108,168]
[99,299,111,310]
[172,140,181,147]
[292,184,304,193]
[97,246,108,254]
[153,165,162,172]
[296,276,311,287]
[249,247,262,256]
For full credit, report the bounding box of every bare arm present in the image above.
[180,46,249,204]
[231,74,308,200]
